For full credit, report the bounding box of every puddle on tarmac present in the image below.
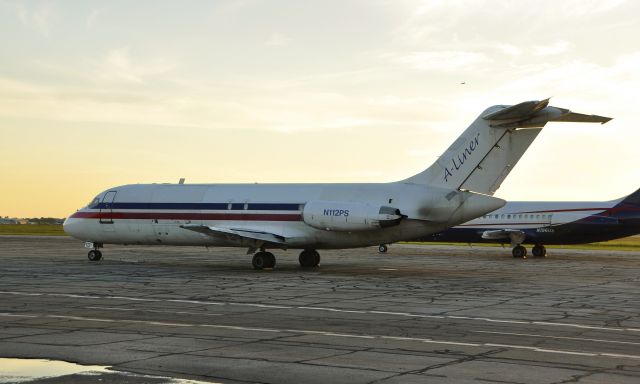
[0,358,217,383]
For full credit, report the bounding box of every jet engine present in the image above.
[302,200,403,231]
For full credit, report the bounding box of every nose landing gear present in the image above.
[88,249,102,261]
[86,242,103,261]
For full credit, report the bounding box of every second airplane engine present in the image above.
[302,200,403,231]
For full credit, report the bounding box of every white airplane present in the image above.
[63,99,610,269]
[419,188,640,258]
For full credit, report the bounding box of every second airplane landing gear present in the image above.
[252,251,276,270]
[532,244,547,258]
[512,245,527,259]
[299,249,320,268]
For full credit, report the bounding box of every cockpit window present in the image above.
[86,197,100,209]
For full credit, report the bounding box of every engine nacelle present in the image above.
[302,200,403,231]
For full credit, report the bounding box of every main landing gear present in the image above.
[511,244,547,258]
[299,249,320,268]
[251,249,321,270]
[252,251,276,270]
[512,245,527,258]
[532,244,547,258]
[378,244,388,253]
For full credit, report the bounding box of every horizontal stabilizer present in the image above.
[181,225,286,245]
[482,98,550,121]
[483,98,612,129]
[550,112,612,124]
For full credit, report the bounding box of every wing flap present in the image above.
[181,224,286,244]
[481,229,526,246]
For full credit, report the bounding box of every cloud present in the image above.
[89,48,177,84]
[533,41,570,56]
[265,32,291,47]
[16,2,56,38]
[387,51,491,71]
[86,7,106,30]
[497,44,523,56]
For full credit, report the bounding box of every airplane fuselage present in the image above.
[424,197,640,246]
[64,182,502,250]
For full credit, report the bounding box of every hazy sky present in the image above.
[1,0,639,217]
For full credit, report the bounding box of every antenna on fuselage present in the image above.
[178,178,185,184]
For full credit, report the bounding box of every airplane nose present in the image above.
[63,216,83,239]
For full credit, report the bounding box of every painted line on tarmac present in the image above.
[473,330,640,346]
[2,312,640,361]
[84,306,224,317]
[2,290,639,334]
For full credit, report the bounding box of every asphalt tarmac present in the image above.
[1,235,639,383]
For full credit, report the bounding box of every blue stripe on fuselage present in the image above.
[92,202,301,211]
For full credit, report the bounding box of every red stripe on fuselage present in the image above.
[70,211,302,221]
[516,208,609,214]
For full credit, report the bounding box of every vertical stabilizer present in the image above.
[401,100,611,195]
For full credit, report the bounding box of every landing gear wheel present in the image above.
[532,244,547,258]
[264,252,276,268]
[512,245,527,259]
[87,249,102,261]
[378,244,388,253]
[252,251,275,270]
[299,249,320,268]
[252,252,267,270]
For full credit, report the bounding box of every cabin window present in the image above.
[507,215,511,219]
[495,214,499,219]
[536,214,540,219]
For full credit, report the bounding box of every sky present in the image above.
[1,0,639,217]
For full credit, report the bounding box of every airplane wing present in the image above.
[481,229,526,246]
[180,224,286,245]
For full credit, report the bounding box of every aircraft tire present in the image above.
[378,244,388,253]
[264,252,276,268]
[252,252,270,270]
[88,250,102,261]
[532,245,547,258]
[299,249,319,268]
[512,245,527,259]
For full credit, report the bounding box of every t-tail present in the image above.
[402,98,612,195]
